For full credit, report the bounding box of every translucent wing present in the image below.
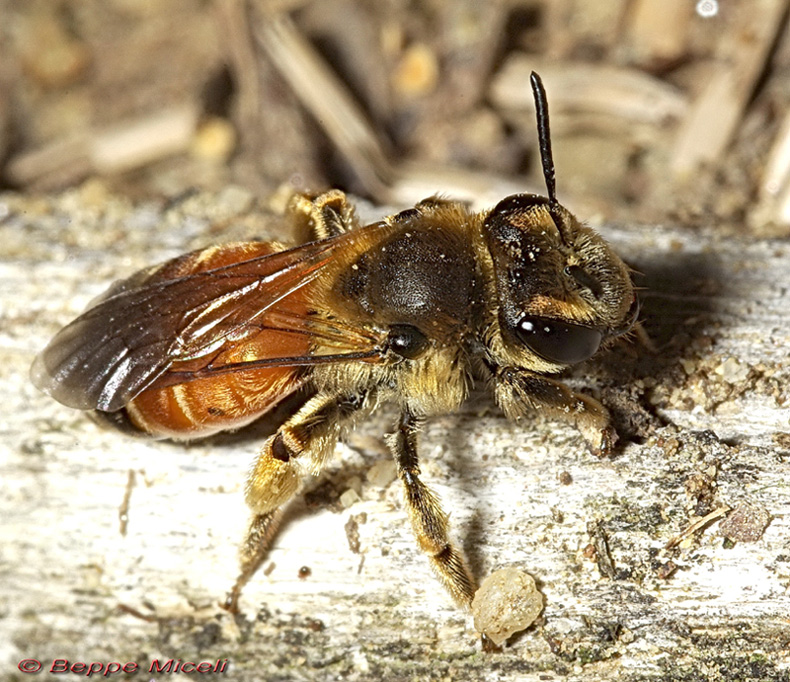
[32,225,391,412]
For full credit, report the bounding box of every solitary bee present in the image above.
[32,73,637,622]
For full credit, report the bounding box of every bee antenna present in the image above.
[530,71,573,246]
[529,71,557,206]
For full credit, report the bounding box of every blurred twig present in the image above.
[6,105,201,190]
[670,0,790,179]
[751,110,790,229]
[253,12,394,197]
[622,0,695,67]
[214,0,262,141]
[491,58,688,127]
[253,13,528,208]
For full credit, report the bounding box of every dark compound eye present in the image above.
[516,316,602,364]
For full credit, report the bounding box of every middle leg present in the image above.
[387,409,478,607]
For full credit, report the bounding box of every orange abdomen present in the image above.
[124,242,310,439]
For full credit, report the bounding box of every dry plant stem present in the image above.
[214,0,262,139]
[254,11,533,209]
[490,59,688,126]
[623,0,694,65]
[664,507,731,550]
[670,0,790,178]
[254,14,394,197]
[90,106,200,173]
[751,110,790,228]
[4,134,92,189]
[6,106,200,189]
[389,160,528,211]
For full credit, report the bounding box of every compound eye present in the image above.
[516,316,602,364]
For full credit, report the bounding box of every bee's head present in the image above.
[481,73,638,371]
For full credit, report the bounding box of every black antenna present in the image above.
[529,71,557,205]
[530,71,573,246]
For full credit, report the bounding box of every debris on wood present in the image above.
[471,567,544,647]
[719,504,772,543]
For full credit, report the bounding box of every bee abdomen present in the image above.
[125,366,304,439]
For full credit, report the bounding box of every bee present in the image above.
[31,73,638,627]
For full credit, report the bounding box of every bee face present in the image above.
[482,194,636,370]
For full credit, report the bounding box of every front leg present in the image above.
[492,367,616,456]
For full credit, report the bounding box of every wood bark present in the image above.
[1,189,789,681]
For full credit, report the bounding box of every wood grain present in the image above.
[1,188,788,681]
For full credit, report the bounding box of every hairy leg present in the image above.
[493,367,616,456]
[224,388,374,612]
[387,410,477,606]
[288,189,359,241]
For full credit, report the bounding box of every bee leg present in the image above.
[224,389,373,612]
[288,189,359,241]
[493,367,616,457]
[224,509,283,613]
[414,196,458,210]
[388,409,478,607]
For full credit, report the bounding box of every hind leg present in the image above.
[224,388,374,612]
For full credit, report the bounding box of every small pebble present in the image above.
[471,567,544,646]
[714,356,750,383]
[719,504,771,542]
[339,488,361,508]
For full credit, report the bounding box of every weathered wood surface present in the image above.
[1,187,789,681]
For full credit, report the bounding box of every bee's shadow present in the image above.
[582,248,731,443]
[630,249,728,350]
[445,247,733,580]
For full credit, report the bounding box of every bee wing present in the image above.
[32,226,390,412]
